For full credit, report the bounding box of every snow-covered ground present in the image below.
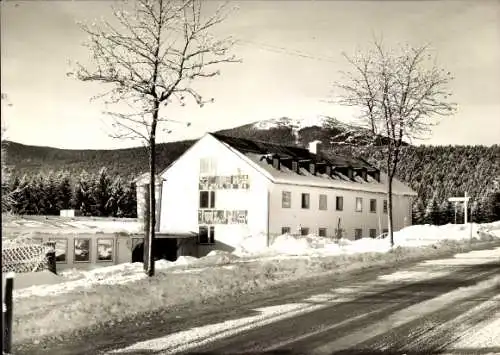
[235,221,500,257]
[9,221,500,345]
[11,221,500,300]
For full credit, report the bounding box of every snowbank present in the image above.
[15,258,188,299]
[10,224,500,346]
[233,222,500,258]
[393,223,499,246]
[12,221,500,299]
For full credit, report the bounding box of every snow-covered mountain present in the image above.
[251,116,329,130]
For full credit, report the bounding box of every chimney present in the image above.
[361,169,367,181]
[325,165,332,177]
[373,171,380,182]
[309,162,316,175]
[308,140,322,155]
[292,160,300,174]
[272,155,281,170]
[347,167,354,180]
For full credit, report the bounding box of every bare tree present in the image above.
[69,0,239,276]
[329,40,456,247]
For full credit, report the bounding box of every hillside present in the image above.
[3,117,500,223]
[3,139,195,180]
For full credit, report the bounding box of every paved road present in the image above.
[109,247,500,355]
[16,245,500,355]
[180,264,500,355]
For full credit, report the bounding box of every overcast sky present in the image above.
[1,0,499,149]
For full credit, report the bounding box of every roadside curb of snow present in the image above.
[12,238,500,351]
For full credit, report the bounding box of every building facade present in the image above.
[157,133,417,257]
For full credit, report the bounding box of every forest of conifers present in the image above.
[5,169,137,218]
[3,124,500,225]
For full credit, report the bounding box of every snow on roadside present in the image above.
[234,222,500,258]
[377,270,451,282]
[14,258,186,299]
[11,221,500,299]
[422,246,500,266]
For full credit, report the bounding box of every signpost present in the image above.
[448,192,470,223]
[3,272,15,354]
[448,192,472,240]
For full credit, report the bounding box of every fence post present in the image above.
[46,243,57,274]
[3,272,15,354]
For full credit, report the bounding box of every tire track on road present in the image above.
[184,261,499,355]
[352,288,500,354]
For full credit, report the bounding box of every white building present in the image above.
[155,133,417,257]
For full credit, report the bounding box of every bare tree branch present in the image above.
[69,0,239,276]
[328,40,457,248]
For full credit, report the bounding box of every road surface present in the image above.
[109,247,500,355]
[17,245,500,355]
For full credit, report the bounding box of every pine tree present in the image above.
[75,171,95,216]
[8,175,21,214]
[58,172,73,211]
[106,175,124,217]
[423,195,441,225]
[121,181,137,218]
[32,174,48,215]
[15,175,35,215]
[438,200,450,225]
[93,167,112,216]
[412,197,426,225]
[491,191,500,222]
[430,199,441,225]
[44,171,60,215]
[423,198,434,225]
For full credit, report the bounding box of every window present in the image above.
[74,238,91,263]
[354,229,363,240]
[301,193,310,209]
[319,194,328,210]
[49,238,67,263]
[383,200,388,214]
[370,199,377,213]
[336,196,344,211]
[97,239,114,262]
[200,157,217,175]
[198,226,215,244]
[282,191,291,208]
[355,197,363,212]
[369,229,377,239]
[318,228,327,237]
[300,227,309,236]
[199,191,215,208]
[281,226,291,235]
[199,191,209,208]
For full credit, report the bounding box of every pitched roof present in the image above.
[211,132,417,196]
[211,132,376,170]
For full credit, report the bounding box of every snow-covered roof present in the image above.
[211,133,417,197]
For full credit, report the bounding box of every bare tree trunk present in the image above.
[387,176,394,248]
[144,102,159,277]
